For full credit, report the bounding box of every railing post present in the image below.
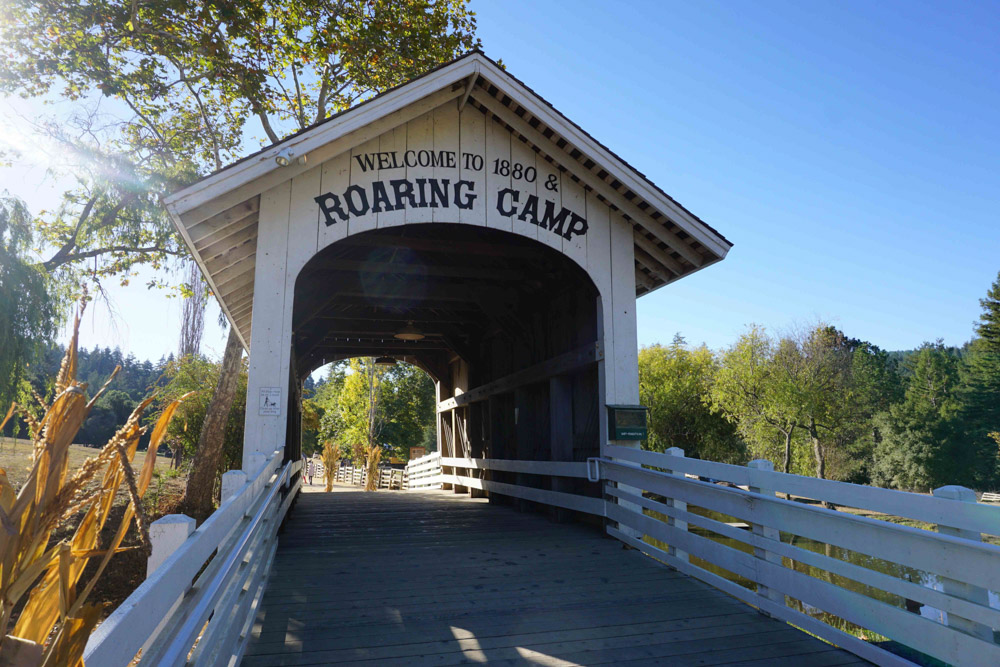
[932,485,994,642]
[144,514,197,655]
[147,515,197,577]
[663,447,688,563]
[221,470,248,504]
[245,453,266,478]
[748,459,784,610]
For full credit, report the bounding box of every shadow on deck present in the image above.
[243,486,867,666]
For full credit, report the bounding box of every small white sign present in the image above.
[259,387,282,416]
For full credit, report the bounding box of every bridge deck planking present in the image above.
[243,488,867,666]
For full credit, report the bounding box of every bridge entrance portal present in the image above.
[291,224,602,505]
[163,50,731,496]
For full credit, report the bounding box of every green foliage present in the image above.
[380,362,437,460]
[0,0,479,168]
[958,271,1000,488]
[0,0,481,297]
[0,195,56,408]
[871,343,964,491]
[711,324,903,482]
[159,353,248,473]
[310,359,435,463]
[710,325,797,470]
[638,335,745,464]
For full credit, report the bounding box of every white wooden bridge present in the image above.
[83,447,1000,666]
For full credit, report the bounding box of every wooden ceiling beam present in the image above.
[189,197,260,245]
[335,234,550,261]
[214,259,256,293]
[633,247,675,285]
[632,231,685,277]
[302,260,525,282]
[198,217,258,264]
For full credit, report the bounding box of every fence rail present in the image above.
[599,447,1000,667]
[332,464,404,489]
[84,449,299,667]
[405,448,1000,665]
[404,451,443,490]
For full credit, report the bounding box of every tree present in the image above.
[182,329,247,516]
[179,260,207,358]
[0,195,56,408]
[711,326,800,472]
[380,362,436,460]
[158,350,249,513]
[639,336,745,463]
[872,342,963,491]
[959,271,1000,488]
[339,358,387,491]
[2,0,479,514]
[767,326,859,481]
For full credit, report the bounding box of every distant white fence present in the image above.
[403,451,443,490]
[84,449,301,666]
[412,447,1000,666]
[332,464,404,489]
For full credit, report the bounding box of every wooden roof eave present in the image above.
[164,200,252,351]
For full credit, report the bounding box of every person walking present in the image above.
[306,457,316,486]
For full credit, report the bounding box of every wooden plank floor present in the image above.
[243,486,868,666]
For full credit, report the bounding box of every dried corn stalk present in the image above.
[321,442,339,493]
[0,309,192,666]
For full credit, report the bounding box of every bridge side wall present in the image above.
[242,101,640,470]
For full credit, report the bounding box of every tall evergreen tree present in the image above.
[959,272,1000,488]
[872,342,963,491]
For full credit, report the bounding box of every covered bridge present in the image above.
[82,51,1000,667]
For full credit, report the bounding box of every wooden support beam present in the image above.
[205,236,256,275]
[302,260,525,282]
[313,314,470,325]
[188,198,260,245]
[470,93,706,269]
[212,254,256,290]
[634,268,656,291]
[196,216,257,260]
[633,231,685,277]
[437,342,603,412]
[335,234,550,261]
[457,73,478,111]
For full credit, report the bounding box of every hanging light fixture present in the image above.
[374,356,397,366]
[394,321,424,341]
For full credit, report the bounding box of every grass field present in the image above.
[0,436,176,491]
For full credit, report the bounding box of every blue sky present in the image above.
[2,0,998,361]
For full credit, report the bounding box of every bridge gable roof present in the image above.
[163,51,731,349]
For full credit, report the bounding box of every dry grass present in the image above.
[0,308,191,665]
[0,439,172,493]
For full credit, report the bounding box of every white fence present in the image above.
[84,449,301,666]
[332,464,404,489]
[409,448,1000,666]
[404,450,443,490]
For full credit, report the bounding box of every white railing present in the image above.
[600,445,1000,667]
[84,450,301,666]
[404,451,443,489]
[332,464,404,489]
[440,456,604,515]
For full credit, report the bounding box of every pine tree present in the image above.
[959,272,1000,488]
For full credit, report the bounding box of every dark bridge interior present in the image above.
[290,224,603,500]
